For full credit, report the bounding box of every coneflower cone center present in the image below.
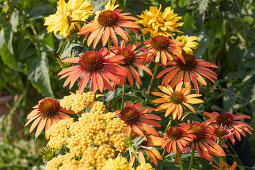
[191,123,207,142]
[216,113,234,127]
[151,35,170,51]
[79,51,104,72]
[98,10,120,27]
[117,48,136,66]
[176,54,197,71]
[214,127,227,138]
[170,92,185,104]
[167,127,184,140]
[39,98,60,118]
[118,107,140,125]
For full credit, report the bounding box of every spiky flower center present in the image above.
[170,92,185,104]
[151,35,170,51]
[167,127,184,140]
[38,98,60,118]
[117,48,136,66]
[191,123,207,142]
[214,127,227,138]
[118,106,140,125]
[176,54,198,71]
[79,51,104,72]
[216,113,234,127]
[98,10,120,27]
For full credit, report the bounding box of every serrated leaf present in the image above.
[0,42,22,71]
[27,52,53,97]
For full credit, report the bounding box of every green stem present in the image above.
[177,145,184,170]
[121,83,125,109]
[188,147,196,170]
[145,62,160,105]
[219,156,223,170]
[162,117,172,158]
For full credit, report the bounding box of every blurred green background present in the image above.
[0,0,255,169]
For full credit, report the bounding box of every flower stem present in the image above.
[145,62,160,105]
[219,156,223,170]
[188,146,196,170]
[177,145,184,170]
[121,83,125,109]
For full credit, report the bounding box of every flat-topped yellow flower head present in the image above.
[137,4,184,37]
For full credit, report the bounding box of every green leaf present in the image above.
[193,32,209,57]
[10,9,19,33]
[91,0,109,12]
[0,42,22,71]
[126,0,151,15]
[27,52,53,97]
[19,39,35,60]
[132,136,146,146]
[28,4,55,19]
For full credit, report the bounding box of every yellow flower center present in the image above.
[116,48,136,66]
[39,98,60,118]
[176,54,198,71]
[167,127,184,140]
[98,10,120,27]
[214,127,227,138]
[118,107,140,125]
[216,113,234,127]
[170,92,185,104]
[79,51,104,72]
[151,35,170,51]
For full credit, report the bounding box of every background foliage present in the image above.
[0,0,255,169]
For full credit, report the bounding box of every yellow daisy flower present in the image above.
[137,4,183,37]
[44,0,93,38]
[176,35,199,55]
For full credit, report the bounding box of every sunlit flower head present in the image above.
[137,135,164,165]
[137,4,183,37]
[188,121,226,161]
[110,40,153,87]
[58,47,127,93]
[25,97,75,140]
[144,35,184,65]
[157,54,218,93]
[176,35,198,55]
[44,0,93,38]
[116,101,161,137]
[162,123,195,155]
[212,160,237,170]
[204,111,254,144]
[152,82,203,119]
[79,0,141,49]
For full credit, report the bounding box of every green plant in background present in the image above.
[0,0,255,169]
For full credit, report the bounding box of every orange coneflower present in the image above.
[162,124,195,157]
[110,40,153,87]
[212,160,237,170]
[152,82,203,119]
[188,121,226,161]
[143,35,184,65]
[116,101,161,136]
[138,135,164,165]
[210,124,233,140]
[25,98,75,140]
[58,47,127,93]
[157,54,218,93]
[79,0,141,48]
[204,111,254,144]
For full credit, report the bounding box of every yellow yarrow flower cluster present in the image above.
[136,163,155,170]
[44,0,93,38]
[46,101,127,169]
[176,35,199,55]
[137,4,183,37]
[102,156,155,170]
[60,91,95,113]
